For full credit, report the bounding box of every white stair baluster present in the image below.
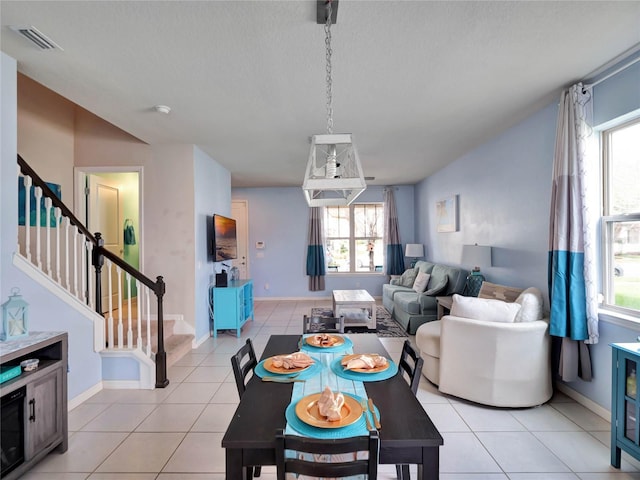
[116,266,123,349]
[73,228,79,298]
[44,197,52,277]
[34,186,42,269]
[107,259,114,349]
[55,207,62,284]
[87,241,94,310]
[136,279,142,351]
[126,273,133,349]
[81,236,87,303]
[145,287,151,357]
[64,217,71,291]
[24,176,32,261]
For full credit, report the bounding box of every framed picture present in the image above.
[436,195,458,232]
[18,177,62,227]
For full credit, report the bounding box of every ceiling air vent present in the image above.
[10,25,63,51]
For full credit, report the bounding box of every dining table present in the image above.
[221,334,443,479]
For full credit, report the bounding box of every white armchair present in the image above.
[416,282,552,408]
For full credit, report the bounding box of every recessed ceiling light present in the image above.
[154,105,171,115]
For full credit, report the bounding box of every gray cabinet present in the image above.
[0,332,68,480]
[26,366,64,460]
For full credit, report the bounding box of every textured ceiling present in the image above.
[2,1,639,187]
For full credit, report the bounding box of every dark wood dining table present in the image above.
[221,334,443,479]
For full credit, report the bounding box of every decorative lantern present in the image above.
[2,288,29,341]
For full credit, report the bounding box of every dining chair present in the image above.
[275,428,379,479]
[230,339,260,479]
[396,339,424,480]
[302,314,345,334]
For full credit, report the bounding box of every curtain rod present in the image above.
[585,55,640,89]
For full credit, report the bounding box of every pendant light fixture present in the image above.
[302,0,366,207]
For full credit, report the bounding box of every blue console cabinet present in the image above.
[611,343,640,467]
[212,280,254,338]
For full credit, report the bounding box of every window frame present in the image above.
[324,202,385,274]
[600,117,640,318]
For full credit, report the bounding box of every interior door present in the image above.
[231,200,249,279]
[88,174,124,313]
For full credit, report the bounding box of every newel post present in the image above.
[155,276,169,388]
[92,232,104,314]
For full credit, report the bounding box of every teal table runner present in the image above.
[285,335,379,439]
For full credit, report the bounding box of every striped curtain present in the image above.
[548,83,598,382]
[384,188,405,275]
[306,207,326,291]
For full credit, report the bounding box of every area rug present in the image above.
[310,306,408,338]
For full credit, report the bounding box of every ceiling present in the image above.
[2,1,639,188]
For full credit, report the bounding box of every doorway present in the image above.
[231,200,249,280]
[74,168,143,313]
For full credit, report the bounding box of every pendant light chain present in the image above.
[325,1,333,135]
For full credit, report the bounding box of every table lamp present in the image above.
[461,244,492,296]
[405,244,424,268]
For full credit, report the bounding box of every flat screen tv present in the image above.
[211,214,238,262]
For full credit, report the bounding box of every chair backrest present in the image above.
[231,338,257,399]
[303,314,345,334]
[275,428,379,480]
[399,339,424,395]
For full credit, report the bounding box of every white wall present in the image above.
[231,185,415,298]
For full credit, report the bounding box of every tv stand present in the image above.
[212,280,254,337]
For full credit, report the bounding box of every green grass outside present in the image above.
[615,276,640,310]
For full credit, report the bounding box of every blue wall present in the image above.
[232,185,415,299]
[194,146,231,341]
[414,51,640,411]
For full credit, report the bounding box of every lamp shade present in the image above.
[462,244,492,271]
[405,244,424,258]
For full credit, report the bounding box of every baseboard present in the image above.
[68,381,103,411]
[555,382,610,422]
[102,380,148,389]
[254,296,383,302]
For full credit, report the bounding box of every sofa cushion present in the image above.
[450,294,521,323]
[399,268,419,287]
[424,276,448,296]
[413,272,431,293]
[394,292,422,315]
[513,287,544,322]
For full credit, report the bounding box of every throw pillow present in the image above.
[413,272,431,293]
[399,268,418,288]
[424,277,448,296]
[513,287,544,322]
[450,294,521,323]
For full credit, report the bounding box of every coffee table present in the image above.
[332,289,376,330]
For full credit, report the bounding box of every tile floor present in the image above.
[20,299,640,480]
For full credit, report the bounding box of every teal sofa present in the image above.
[382,261,467,334]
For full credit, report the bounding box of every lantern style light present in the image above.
[2,288,30,341]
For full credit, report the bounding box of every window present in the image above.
[602,118,640,315]
[325,203,384,273]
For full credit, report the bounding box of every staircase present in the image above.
[17,154,192,387]
[104,298,194,368]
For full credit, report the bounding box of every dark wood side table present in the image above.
[436,296,453,320]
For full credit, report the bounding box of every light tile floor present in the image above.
[21,299,640,479]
